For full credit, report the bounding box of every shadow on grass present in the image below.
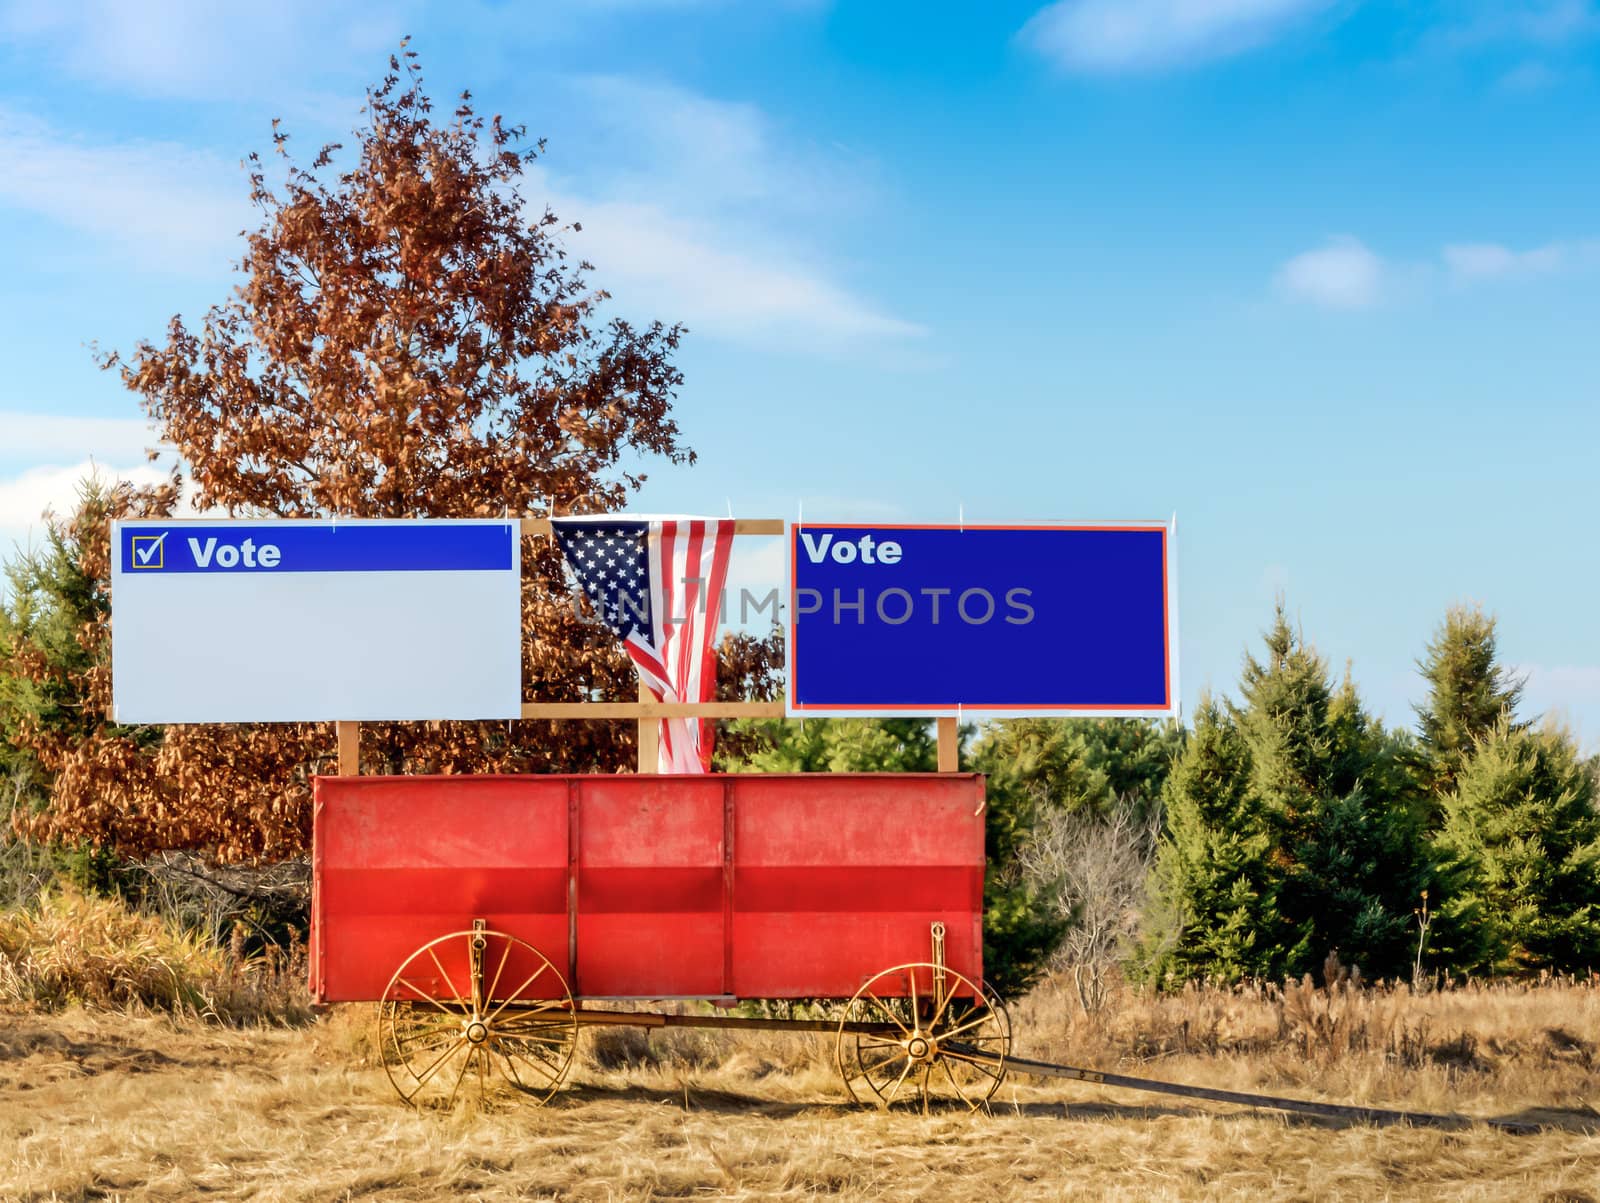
[550,1078,1600,1135]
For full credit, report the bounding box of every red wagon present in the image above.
[311,771,1010,1110]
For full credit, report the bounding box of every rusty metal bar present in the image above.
[521,518,784,538]
[521,700,786,720]
[555,1009,899,1036]
[964,1047,1540,1133]
[722,780,736,996]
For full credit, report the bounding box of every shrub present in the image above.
[0,886,310,1023]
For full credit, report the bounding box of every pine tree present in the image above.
[0,482,115,798]
[719,717,936,774]
[970,719,1113,818]
[1414,605,1524,799]
[1079,718,1188,809]
[1432,720,1600,975]
[2,478,175,812]
[1144,605,1424,984]
[1233,607,1422,979]
[1142,698,1292,983]
[1,477,176,891]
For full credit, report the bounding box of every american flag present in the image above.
[552,517,735,773]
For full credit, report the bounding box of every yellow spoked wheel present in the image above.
[377,927,578,1109]
[837,962,1010,1113]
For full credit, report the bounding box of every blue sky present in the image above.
[1,0,1596,744]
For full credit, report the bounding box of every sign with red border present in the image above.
[786,521,1177,717]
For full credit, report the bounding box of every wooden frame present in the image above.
[331,516,959,776]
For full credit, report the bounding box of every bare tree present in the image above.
[1019,797,1161,1016]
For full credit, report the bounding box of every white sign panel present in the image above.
[111,519,521,722]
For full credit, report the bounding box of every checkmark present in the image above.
[132,533,167,568]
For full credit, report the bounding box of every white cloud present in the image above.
[0,415,180,556]
[1020,0,1336,72]
[0,412,159,466]
[0,109,250,274]
[530,77,920,347]
[0,86,916,342]
[0,0,411,101]
[553,191,924,344]
[566,76,872,220]
[1433,1,1600,51]
[0,1,827,104]
[1274,236,1386,309]
[0,22,917,345]
[1274,233,1600,308]
[0,460,169,529]
[1443,238,1600,282]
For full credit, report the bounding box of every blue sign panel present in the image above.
[788,523,1174,715]
[117,521,514,574]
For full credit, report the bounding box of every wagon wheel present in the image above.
[837,962,1010,1113]
[377,926,579,1109]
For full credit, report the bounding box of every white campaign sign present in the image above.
[111,519,522,722]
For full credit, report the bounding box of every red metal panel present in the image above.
[574,775,726,997]
[312,772,986,1004]
[729,774,985,998]
[313,775,569,1002]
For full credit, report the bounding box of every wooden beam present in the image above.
[520,700,786,720]
[336,720,360,777]
[936,717,960,773]
[636,681,659,774]
[521,517,784,538]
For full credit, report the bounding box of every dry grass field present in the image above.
[3,976,1599,1202]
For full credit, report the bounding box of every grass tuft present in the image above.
[0,886,311,1024]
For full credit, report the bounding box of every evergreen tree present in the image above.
[969,717,1184,818]
[970,719,1113,818]
[1144,605,1424,984]
[1142,698,1291,983]
[1432,720,1600,975]
[1414,605,1524,799]
[1081,717,1188,808]
[969,718,1182,995]
[1,477,171,894]
[1234,608,1423,979]
[1,477,172,809]
[714,717,935,774]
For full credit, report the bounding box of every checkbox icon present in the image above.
[131,534,166,569]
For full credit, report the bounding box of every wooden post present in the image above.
[636,682,659,774]
[337,721,360,777]
[937,716,959,773]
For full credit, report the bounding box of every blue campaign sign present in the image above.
[787,523,1175,715]
[117,521,514,574]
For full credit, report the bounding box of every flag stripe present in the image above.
[553,516,732,774]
